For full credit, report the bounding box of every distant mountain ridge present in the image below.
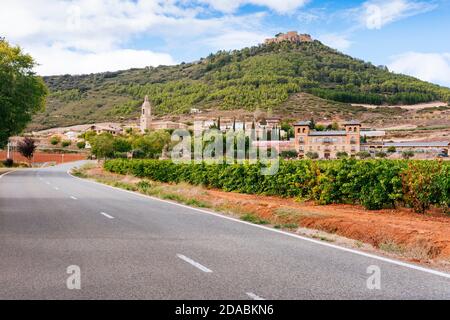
[30,37,450,131]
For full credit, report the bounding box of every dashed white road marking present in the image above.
[177,254,213,273]
[100,212,114,219]
[54,186,59,190]
[246,292,265,300]
[45,181,51,185]
[70,196,78,200]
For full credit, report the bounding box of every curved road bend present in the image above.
[0,161,449,299]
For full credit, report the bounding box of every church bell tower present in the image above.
[140,95,152,133]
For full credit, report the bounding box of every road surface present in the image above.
[0,162,449,299]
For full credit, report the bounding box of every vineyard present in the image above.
[104,159,450,214]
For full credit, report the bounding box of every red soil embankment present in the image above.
[204,190,450,262]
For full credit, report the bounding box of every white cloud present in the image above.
[388,52,450,87]
[198,0,309,14]
[32,46,176,76]
[201,30,271,51]
[358,0,436,29]
[319,34,352,51]
[0,0,271,75]
[297,11,321,24]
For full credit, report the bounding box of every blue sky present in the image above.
[1,0,449,87]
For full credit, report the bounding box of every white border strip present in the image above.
[0,170,15,179]
[67,169,450,280]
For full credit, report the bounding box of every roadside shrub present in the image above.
[103,159,450,213]
[77,141,86,149]
[3,158,14,167]
[357,151,371,159]
[375,151,387,158]
[50,136,61,146]
[336,152,348,159]
[402,161,442,213]
[61,140,71,148]
[438,164,450,213]
[306,152,319,159]
[402,150,415,159]
[280,150,298,159]
[387,146,396,153]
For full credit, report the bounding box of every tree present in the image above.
[77,141,86,149]
[387,146,396,153]
[306,152,319,159]
[91,133,114,159]
[315,124,326,131]
[360,135,368,143]
[357,151,371,159]
[113,137,132,153]
[331,122,340,130]
[132,130,171,159]
[61,140,71,148]
[375,151,387,158]
[336,151,348,159]
[402,150,415,159]
[280,150,298,159]
[17,137,36,164]
[50,136,61,146]
[0,39,48,148]
[83,130,97,143]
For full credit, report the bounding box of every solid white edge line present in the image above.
[177,254,213,273]
[100,212,115,219]
[0,171,15,179]
[246,292,265,300]
[67,169,450,280]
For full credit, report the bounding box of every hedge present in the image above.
[104,159,450,213]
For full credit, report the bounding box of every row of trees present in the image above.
[104,158,450,213]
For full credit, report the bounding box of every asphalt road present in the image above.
[0,161,449,300]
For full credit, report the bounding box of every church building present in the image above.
[139,96,188,132]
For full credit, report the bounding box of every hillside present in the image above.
[29,39,450,131]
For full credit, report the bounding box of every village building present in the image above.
[294,120,361,159]
[87,124,122,135]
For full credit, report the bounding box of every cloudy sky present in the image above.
[1,0,449,87]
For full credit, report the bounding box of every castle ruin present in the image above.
[265,31,313,45]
